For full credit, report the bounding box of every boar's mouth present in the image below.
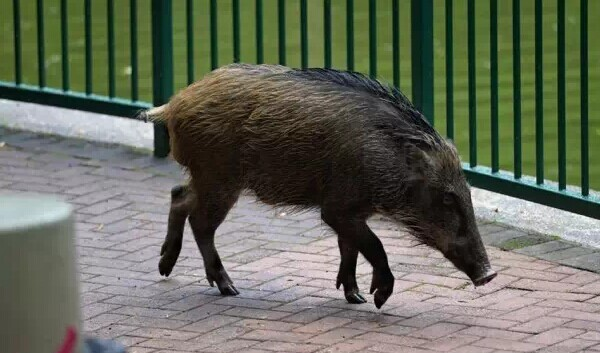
[471,267,497,287]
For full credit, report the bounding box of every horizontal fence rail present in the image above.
[0,0,598,219]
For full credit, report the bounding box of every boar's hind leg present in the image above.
[159,184,194,277]
[188,184,240,296]
[336,239,367,304]
[322,210,395,309]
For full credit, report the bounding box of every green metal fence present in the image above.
[0,0,599,219]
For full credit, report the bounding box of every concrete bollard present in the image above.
[0,194,83,353]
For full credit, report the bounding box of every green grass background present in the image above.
[1,0,599,191]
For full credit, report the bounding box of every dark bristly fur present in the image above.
[141,63,496,309]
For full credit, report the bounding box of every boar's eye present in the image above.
[443,192,454,206]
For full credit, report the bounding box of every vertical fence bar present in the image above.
[85,0,92,95]
[557,0,566,190]
[36,0,46,88]
[256,0,263,64]
[277,0,285,65]
[186,0,194,83]
[60,0,69,91]
[346,0,354,71]
[581,0,589,196]
[210,0,218,70]
[392,0,400,88]
[233,0,240,62]
[107,0,115,97]
[368,0,377,78]
[411,0,434,124]
[300,0,308,68]
[512,0,521,178]
[467,0,476,166]
[445,0,453,139]
[13,0,22,85]
[324,0,331,68]
[490,0,499,172]
[151,0,173,158]
[130,0,138,101]
[535,0,543,184]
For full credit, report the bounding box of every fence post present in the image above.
[410,0,434,124]
[151,0,173,158]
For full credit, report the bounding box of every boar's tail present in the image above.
[133,104,168,123]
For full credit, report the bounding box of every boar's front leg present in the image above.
[322,209,395,309]
[188,183,240,296]
[336,238,367,304]
[159,184,194,277]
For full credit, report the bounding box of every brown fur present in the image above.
[143,63,495,308]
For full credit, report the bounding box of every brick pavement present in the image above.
[2,128,600,353]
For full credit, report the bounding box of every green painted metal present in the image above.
[0,83,150,118]
[324,0,332,68]
[392,0,400,88]
[368,0,376,78]
[535,0,544,184]
[490,0,498,173]
[467,0,476,167]
[557,0,566,190]
[512,0,522,179]
[1,1,599,220]
[346,0,354,71]
[84,0,92,95]
[60,0,69,91]
[256,0,264,64]
[581,0,589,197]
[277,0,285,65]
[186,0,194,83]
[130,0,138,101]
[444,0,453,140]
[300,0,308,68]
[233,0,240,63]
[107,0,115,98]
[36,0,45,88]
[210,0,218,70]
[464,165,600,221]
[151,0,173,158]
[13,0,21,85]
[410,0,434,124]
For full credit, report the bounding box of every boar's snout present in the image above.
[471,266,497,287]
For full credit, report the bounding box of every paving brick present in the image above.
[445,316,517,329]
[127,328,200,341]
[241,329,314,343]
[472,338,544,352]
[550,309,600,322]
[510,317,571,333]
[355,332,427,347]
[408,323,466,340]
[559,253,600,272]
[536,338,597,353]
[252,341,323,353]
[538,247,598,261]
[514,241,575,256]
[524,327,585,345]
[6,130,600,353]
[420,334,480,352]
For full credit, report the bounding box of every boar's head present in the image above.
[391,141,497,287]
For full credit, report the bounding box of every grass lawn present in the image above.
[1,0,599,191]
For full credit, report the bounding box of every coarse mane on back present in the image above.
[283,67,445,149]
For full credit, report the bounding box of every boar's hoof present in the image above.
[345,291,367,304]
[207,273,240,296]
[220,284,240,296]
[158,244,178,277]
[370,271,395,309]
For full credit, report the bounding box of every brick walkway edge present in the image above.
[1,128,600,353]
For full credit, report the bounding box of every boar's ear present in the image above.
[402,142,435,183]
